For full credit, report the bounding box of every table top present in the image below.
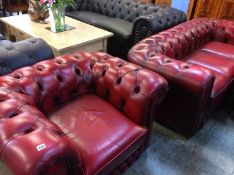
[0,14,113,52]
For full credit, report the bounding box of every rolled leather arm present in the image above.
[215,19,234,45]
[0,38,54,76]
[89,52,168,128]
[0,89,83,175]
[128,51,215,136]
[132,10,186,44]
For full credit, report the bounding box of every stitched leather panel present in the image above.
[0,38,54,75]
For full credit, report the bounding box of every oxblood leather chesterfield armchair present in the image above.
[128,18,234,136]
[66,0,186,58]
[0,34,54,75]
[0,52,168,175]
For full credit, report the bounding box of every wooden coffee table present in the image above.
[0,14,113,56]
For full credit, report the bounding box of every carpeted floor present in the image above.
[124,109,234,175]
[1,109,234,175]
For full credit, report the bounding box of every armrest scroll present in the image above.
[0,88,83,175]
[1,125,83,175]
[128,52,215,136]
[132,10,186,44]
[91,52,168,127]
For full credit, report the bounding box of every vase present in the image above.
[50,5,66,32]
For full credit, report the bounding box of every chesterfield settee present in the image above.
[0,52,168,175]
[128,18,234,136]
[0,33,54,75]
[66,0,186,58]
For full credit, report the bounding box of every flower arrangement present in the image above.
[36,0,76,32]
[39,0,76,8]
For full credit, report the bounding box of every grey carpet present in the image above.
[124,110,234,175]
[0,111,234,175]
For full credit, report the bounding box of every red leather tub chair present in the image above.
[0,52,168,175]
[128,18,234,137]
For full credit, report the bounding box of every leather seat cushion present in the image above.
[66,11,133,44]
[185,50,234,77]
[66,11,111,27]
[200,41,234,60]
[184,41,234,98]
[49,94,147,175]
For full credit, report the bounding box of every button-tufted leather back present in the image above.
[131,18,217,60]
[215,19,234,45]
[74,0,92,10]
[0,38,54,75]
[0,52,168,127]
[0,54,93,113]
[75,0,182,22]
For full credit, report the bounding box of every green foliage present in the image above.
[54,0,76,7]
